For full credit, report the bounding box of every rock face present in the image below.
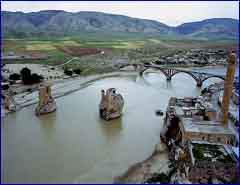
[99,88,124,121]
[35,82,56,116]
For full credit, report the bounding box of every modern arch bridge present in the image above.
[119,63,235,87]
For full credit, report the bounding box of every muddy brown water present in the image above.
[1,67,231,183]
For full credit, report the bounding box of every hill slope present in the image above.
[2,10,238,40]
[176,18,238,40]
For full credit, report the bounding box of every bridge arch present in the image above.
[201,76,225,85]
[141,67,169,79]
[169,71,199,82]
[142,67,200,84]
[141,65,229,87]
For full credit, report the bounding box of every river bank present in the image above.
[4,62,236,116]
[114,143,170,184]
[3,71,139,115]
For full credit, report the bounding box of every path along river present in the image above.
[1,66,238,183]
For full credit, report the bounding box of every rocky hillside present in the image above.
[2,10,238,40]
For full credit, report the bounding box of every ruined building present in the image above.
[99,88,124,121]
[161,52,238,147]
[35,82,56,116]
[161,97,237,147]
[160,52,238,183]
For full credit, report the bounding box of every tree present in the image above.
[20,67,43,84]
[20,67,31,84]
[9,73,21,81]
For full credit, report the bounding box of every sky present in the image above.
[2,1,239,26]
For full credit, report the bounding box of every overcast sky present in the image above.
[2,1,239,26]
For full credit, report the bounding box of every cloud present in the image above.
[2,1,239,26]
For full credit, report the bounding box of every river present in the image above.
[1,66,237,183]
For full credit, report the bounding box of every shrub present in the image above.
[64,69,73,76]
[9,73,21,81]
[73,68,82,75]
[31,73,43,84]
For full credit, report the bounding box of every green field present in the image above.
[2,36,237,75]
[2,37,166,65]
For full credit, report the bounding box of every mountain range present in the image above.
[2,10,238,40]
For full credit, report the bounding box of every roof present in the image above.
[181,118,234,135]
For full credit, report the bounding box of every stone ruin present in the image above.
[99,88,124,121]
[35,82,56,116]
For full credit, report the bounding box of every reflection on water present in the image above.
[99,117,123,140]
[2,67,232,183]
[39,113,57,140]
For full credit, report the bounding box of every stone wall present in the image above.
[188,161,237,183]
[182,131,236,146]
[179,119,236,146]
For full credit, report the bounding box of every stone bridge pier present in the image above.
[166,74,202,86]
[166,76,172,81]
[196,80,203,87]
